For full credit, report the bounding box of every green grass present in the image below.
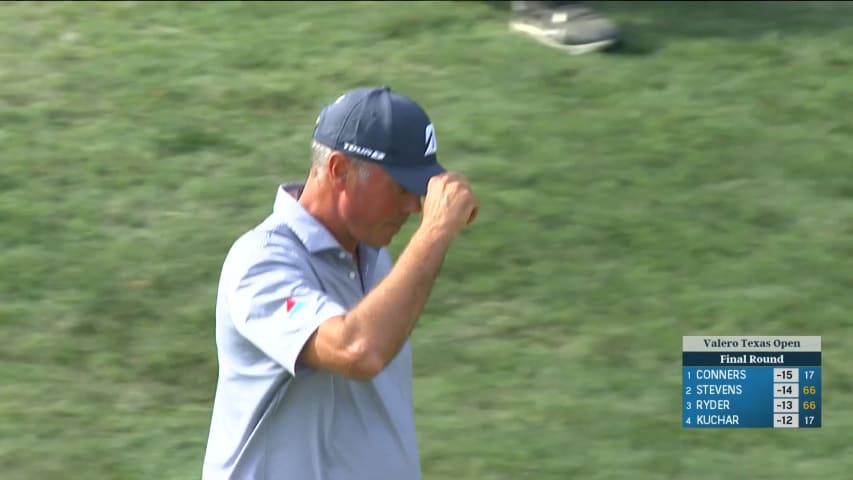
[2,1,853,478]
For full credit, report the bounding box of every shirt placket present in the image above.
[338,250,365,295]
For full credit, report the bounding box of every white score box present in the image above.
[773,384,799,398]
[774,414,799,428]
[774,398,799,413]
[774,368,799,382]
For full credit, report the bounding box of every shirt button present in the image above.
[348,271,357,280]
[338,252,347,260]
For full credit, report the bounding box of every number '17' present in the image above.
[805,370,815,380]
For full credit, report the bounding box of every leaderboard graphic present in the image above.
[683,336,821,428]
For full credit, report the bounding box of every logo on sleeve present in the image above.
[285,298,304,318]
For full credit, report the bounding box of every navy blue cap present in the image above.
[313,86,444,196]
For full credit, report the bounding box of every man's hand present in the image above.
[420,172,480,239]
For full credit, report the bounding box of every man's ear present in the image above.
[326,151,351,190]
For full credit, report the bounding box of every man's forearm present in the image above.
[344,225,452,369]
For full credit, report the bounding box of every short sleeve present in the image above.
[227,244,346,377]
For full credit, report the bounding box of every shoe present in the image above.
[509,2,622,55]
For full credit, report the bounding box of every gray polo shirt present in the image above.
[202,183,421,480]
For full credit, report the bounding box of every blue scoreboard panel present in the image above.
[683,336,821,428]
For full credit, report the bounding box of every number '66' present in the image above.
[803,386,816,395]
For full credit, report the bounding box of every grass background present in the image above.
[1,1,852,478]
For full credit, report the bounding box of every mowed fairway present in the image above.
[1,2,852,479]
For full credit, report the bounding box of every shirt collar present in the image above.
[273,182,345,253]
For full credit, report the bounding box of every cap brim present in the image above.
[379,161,445,196]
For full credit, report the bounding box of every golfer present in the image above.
[202,86,479,479]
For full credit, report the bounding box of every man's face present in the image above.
[340,160,422,248]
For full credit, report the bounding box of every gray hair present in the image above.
[310,141,372,181]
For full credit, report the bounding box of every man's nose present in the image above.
[403,192,422,214]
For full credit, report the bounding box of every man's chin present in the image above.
[362,232,397,249]
[363,238,392,248]
[360,224,405,249]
